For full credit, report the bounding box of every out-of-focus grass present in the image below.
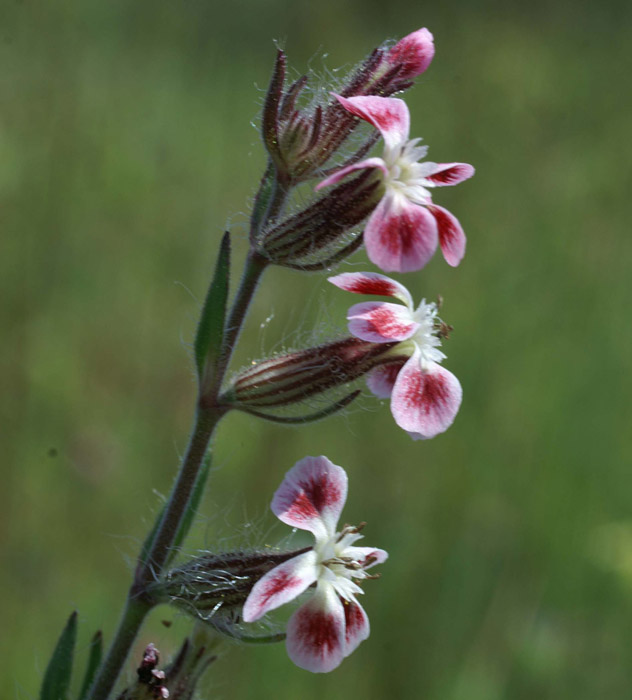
[2,0,632,698]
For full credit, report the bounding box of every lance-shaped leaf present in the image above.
[40,611,77,700]
[250,163,275,242]
[77,631,103,700]
[195,232,230,386]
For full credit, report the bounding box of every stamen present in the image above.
[336,521,367,543]
[435,320,453,340]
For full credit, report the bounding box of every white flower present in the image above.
[329,271,462,439]
[242,456,387,673]
[317,95,474,273]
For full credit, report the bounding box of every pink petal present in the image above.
[272,456,348,538]
[364,195,438,273]
[328,271,413,307]
[406,430,431,441]
[388,28,435,79]
[315,157,387,190]
[242,550,319,622]
[427,204,466,267]
[425,162,475,186]
[366,363,404,399]
[390,351,462,439]
[342,599,370,657]
[345,546,389,569]
[333,94,409,150]
[347,301,418,343]
[286,585,346,673]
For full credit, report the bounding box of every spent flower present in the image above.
[329,272,462,439]
[243,456,387,673]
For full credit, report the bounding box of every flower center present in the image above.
[315,524,365,578]
[410,301,446,369]
[383,138,433,205]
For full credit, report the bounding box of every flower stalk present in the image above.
[69,24,472,699]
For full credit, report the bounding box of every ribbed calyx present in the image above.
[222,338,403,414]
[254,170,383,270]
[150,549,310,620]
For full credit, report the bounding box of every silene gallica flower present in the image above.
[329,272,462,439]
[317,95,475,273]
[242,456,387,673]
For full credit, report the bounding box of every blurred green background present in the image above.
[2,0,632,697]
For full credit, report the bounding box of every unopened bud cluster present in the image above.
[251,28,436,270]
[261,31,431,186]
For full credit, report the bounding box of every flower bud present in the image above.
[116,631,223,700]
[158,625,223,700]
[116,644,169,700]
[222,338,404,413]
[385,28,435,81]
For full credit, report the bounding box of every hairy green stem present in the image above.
[86,599,151,700]
[210,251,268,401]
[89,179,286,700]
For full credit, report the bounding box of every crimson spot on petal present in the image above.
[403,370,450,415]
[295,607,340,655]
[346,278,398,297]
[343,601,366,643]
[364,306,415,338]
[427,164,472,185]
[286,475,342,524]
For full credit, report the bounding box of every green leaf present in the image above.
[40,611,77,700]
[250,163,275,239]
[194,232,230,383]
[77,631,103,700]
[171,451,212,556]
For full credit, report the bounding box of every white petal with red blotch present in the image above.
[242,550,319,622]
[344,546,389,569]
[364,194,438,273]
[342,598,370,658]
[388,28,435,78]
[390,350,462,439]
[424,162,475,186]
[366,363,404,398]
[286,584,346,673]
[333,94,409,151]
[315,157,387,190]
[328,271,413,308]
[347,301,418,343]
[271,456,347,539]
[427,204,466,267]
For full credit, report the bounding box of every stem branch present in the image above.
[89,174,286,700]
